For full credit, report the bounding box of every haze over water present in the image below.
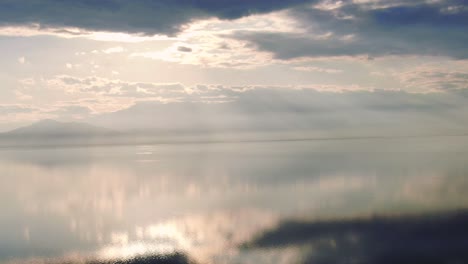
[1,0,468,262]
[1,137,468,263]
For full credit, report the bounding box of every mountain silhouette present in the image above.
[3,119,114,137]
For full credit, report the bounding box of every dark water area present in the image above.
[244,210,468,264]
[1,137,468,263]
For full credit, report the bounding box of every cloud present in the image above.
[293,66,342,73]
[103,46,125,54]
[177,46,192,53]
[15,74,468,135]
[54,75,188,99]
[131,35,272,69]
[0,0,316,35]
[130,12,296,68]
[0,24,177,42]
[90,87,468,135]
[47,105,93,119]
[233,0,468,59]
[0,104,36,114]
[242,210,468,264]
[23,75,242,103]
[398,67,468,91]
[18,56,26,64]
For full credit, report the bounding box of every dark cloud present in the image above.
[0,0,314,35]
[234,0,468,59]
[177,46,192,52]
[243,210,468,264]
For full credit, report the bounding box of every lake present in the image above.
[1,137,468,263]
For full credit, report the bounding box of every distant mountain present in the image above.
[2,119,115,137]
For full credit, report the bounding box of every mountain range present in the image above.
[3,119,115,137]
[0,119,120,147]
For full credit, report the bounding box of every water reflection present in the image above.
[243,210,468,264]
[1,138,468,263]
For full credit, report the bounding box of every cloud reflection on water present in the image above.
[1,139,468,263]
[243,210,468,264]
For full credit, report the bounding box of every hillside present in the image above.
[3,119,114,137]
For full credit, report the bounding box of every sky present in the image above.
[0,0,467,135]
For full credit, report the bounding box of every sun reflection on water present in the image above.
[92,209,281,263]
[97,222,190,260]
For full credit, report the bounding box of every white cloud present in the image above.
[18,56,26,64]
[0,24,177,43]
[130,12,300,68]
[10,73,468,135]
[103,46,125,54]
[293,66,342,73]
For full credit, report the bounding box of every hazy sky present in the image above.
[0,0,467,133]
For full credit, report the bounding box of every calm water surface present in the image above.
[1,138,468,263]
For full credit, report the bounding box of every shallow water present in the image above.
[1,137,468,263]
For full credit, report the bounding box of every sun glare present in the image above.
[97,222,190,260]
